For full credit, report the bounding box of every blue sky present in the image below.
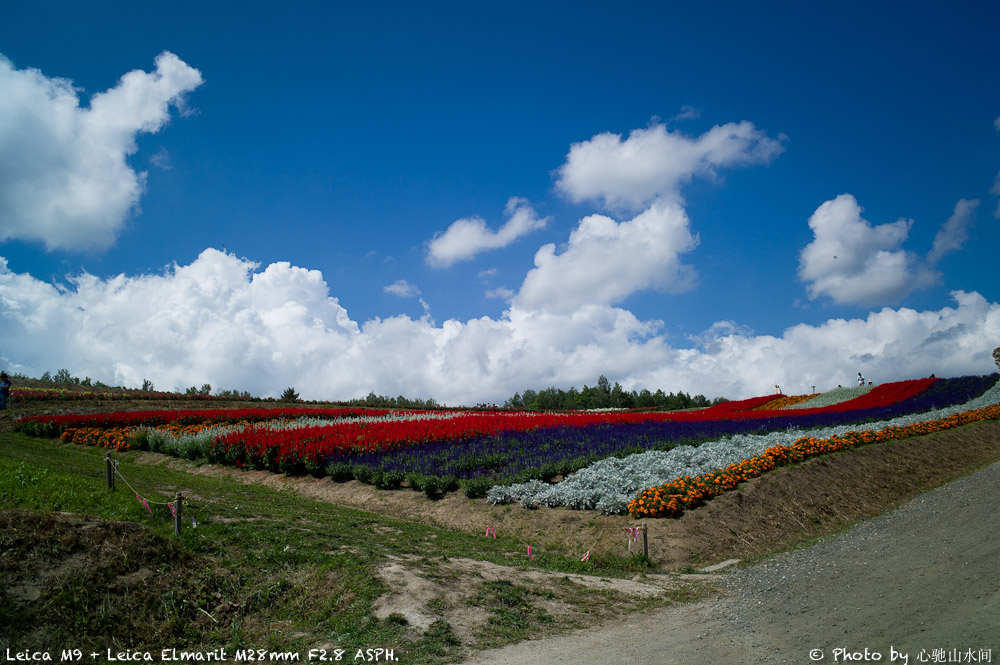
[1,1,998,404]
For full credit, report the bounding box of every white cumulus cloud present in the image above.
[635,289,1000,400]
[0,51,203,251]
[799,194,937,306]
[515,200,699,314]
[426,197,548,267]
[4,250,995,405]
[554,120,784,211]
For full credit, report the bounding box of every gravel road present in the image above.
[461,459,1000,665]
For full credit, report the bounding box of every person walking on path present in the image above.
[858,372,865,386]
[0,372,11,410]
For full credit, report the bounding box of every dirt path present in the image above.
[460,458,1000,664]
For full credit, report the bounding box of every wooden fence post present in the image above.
[641,521,648,558]
[174,492,183,537]
[106,453,114,491]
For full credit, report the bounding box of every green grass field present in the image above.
[1,432,694,664]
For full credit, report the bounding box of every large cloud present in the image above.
[0,51,203,250]
[555,120,784,211]
[514,200,699,313]
[2,250,997,404]
[799,194,938,306]
[426,198,548,267]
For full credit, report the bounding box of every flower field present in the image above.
[488,374,1000,512]
[628,399,1000,518]
[15,373,1000,516]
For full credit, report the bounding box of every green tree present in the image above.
[636,388,654,408]
[281,387,300,402]
[994,346,1000,369]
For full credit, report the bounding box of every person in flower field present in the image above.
[0,372,10,410]
[858,372,865,386]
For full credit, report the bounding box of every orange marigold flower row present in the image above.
[60,426,135,452]
[752,394,816,410]
[628,403,1000,519]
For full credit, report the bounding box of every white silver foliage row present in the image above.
[781,385,872,410]
[142,423,243,458]
[256,410,465,432]
[487,381,1000,515]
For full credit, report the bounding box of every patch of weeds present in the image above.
[587,551,655,575]
[415,619,462,658]
[12,461,49,487]
[245,578,292,611]
[425,597,450,614]
[383,612,409,626]
[469,580,554,648]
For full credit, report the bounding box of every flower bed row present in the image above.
[9,387,224,403]
[485,374,998,511]
[628,400,1000,519]
[58,421,229,453]
[196,378,946,473]
[14,406,372,438]
[18,376,941,445]
[752,393,816,410]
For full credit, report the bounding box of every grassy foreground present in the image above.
[0,432,698,664]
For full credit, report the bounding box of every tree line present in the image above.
[504,375,727,411]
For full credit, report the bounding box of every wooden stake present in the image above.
[106,452,114,490]
[174,492,183,537]
[642,521,648,557]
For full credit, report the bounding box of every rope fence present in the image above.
[101,450,650,557]
[104,452,198,536]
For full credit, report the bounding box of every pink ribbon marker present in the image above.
[527,545,533,559]
[485,526,496,538]
[625,527,642,551]
[168,502,176,517]
[581,550,590,562]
